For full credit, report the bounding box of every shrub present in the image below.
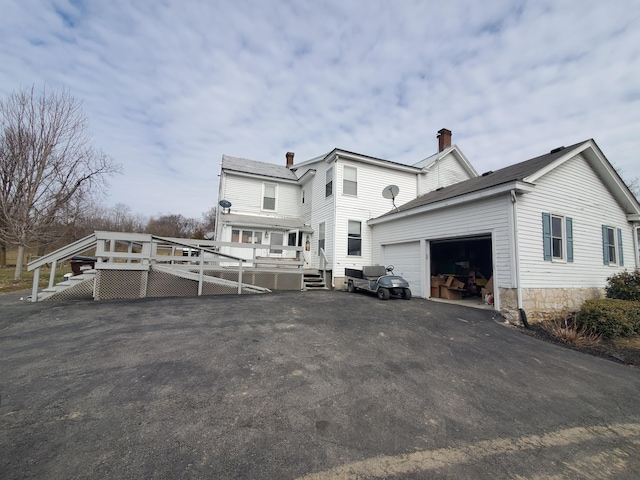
[576,299,640,338]
[605,269,640,301]
[544,314,601,347]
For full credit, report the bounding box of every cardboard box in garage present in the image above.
[439,286,463,300]
[430,275,447,298]
[481,276,494,297]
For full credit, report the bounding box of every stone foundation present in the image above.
[498,287,605,324]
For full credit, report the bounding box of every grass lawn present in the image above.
[0,248,72,294]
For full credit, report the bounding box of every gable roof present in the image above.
[413,144,479,178]
[222,155,298,181]
[292,148,423,174]
[371,139,640,224]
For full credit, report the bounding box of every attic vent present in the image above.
[550,146,565,154]
[481,171,494,177]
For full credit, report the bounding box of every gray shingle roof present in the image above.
[222,155,298,181]
[384,140,588,217]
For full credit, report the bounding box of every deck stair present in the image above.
[37,270,97,302]
[303,270,328,290]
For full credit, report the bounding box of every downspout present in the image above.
[634,223,640,268]
[511,190,529,328]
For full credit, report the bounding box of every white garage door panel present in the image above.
[383,242,422,297]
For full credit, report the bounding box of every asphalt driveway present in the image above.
[1,290,639,479]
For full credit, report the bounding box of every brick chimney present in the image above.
[437,128,452,152]
[286,151,294,168]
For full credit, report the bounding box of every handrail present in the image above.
[27,231,306,302]
[27,233,98,271]
[319,247,331,288]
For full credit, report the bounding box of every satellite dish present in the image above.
[382,185,399,200]
[382,185,400,212]
[204,231,214,240]
[219,199,232,209]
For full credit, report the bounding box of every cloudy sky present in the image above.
[2,0,639,219]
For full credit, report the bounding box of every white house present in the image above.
[369,139,640,320]
[215,129,476,287]
[216,130,640,321]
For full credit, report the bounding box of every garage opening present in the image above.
[430,235,493,307]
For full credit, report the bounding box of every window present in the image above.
[348,220,361,256]
[551,215,563,259]
[343,166,357,196]
[288,232,297,247]
[301,188,305,204]
[263,183,277,210]
[318,222,325,256]
[233,230,262,244]
[542,213,573,262]
[326,167,333,197]
[602,225,624,266]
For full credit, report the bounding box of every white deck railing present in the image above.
[27,231,305,302]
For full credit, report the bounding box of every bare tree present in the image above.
[201,206,216,237]
[0,86,122,279]
[145,214,198,238]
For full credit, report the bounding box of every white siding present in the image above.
[308,161,335,269]
[381,242,422,295]
[334,159,418,272]
[517,153,637,287]
[223,174,300,218]
[418,153,474,195]
[372,195,513,298]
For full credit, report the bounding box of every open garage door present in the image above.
[382,242,422,297]
[430,235,493,302]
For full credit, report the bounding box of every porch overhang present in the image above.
[220,214,313,233]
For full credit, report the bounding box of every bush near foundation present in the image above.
[605,269,640,301]
[576,299,640,338]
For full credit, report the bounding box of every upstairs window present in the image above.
[347,220,362,256]
[263,183,277,211]
[343,166,357,196]
[542,213,573,262]
[301,188,305,204]
[602,225,624,266]
[326,167,333,197]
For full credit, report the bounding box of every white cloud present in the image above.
[1,0,639,219]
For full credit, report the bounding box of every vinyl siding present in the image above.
[308,161,335,268]
[223,173,300,218]
[418,153,474,195]
[517,153,636,287]
[372,195,513,297]
[334,159,418,271]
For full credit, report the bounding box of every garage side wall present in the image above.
[371,195,513,301]
[511,153,637,321]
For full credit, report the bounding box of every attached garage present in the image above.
[381,242,423,297]
[429,235,493,300]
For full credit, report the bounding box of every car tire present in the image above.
[402,288,412,300]
[347,281,355,293]
[377,288,390,300]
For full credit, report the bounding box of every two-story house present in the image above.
[215,129,476,288]
[216,129,640,322]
